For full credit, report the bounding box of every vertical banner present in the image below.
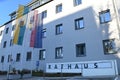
[17,5,24,18]
[17,20,26,45]
[28,11,34,29]
[13,21,20,44]
[17,5,29,18]
[13,5,28,45]
[34,13,43,48]
[29,10,43,48]
[30,10,38,47]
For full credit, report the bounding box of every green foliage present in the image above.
[0,71,7,75]
[18,69,31,74]
[32,70,81,77]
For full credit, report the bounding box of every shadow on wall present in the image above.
[0,4,120,74]
[118,9,120,18]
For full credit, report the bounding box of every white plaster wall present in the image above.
[0,0,120,74]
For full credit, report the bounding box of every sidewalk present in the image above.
[0,75,120,80]
[0,75,44,80]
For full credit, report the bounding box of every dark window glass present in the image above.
[42,29,46,38]
[42,10,47,19]
[10,39,13,46]
[99,9,111,23]
[26,52,32,61]
[103,39,117,54]
[39,49,46,60]
[56,24,63,35]
[8,55,10,62]
[55,47,63,59]
[75,17,84,30]
[12,25,15,31]
[6,27,9,34]
[16,53,21,62]
[56,4,62,13]
[3,41,7,48]
[76,43,86,57]
[1,56,4,63]
[74,0,82,6]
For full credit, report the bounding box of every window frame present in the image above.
[56,4,62,13]
[16,53,21,62]
[12,25,16,31]
[5,27,9,34]
[76,43,86,57]
[55,47,63,59]
[42,28,46,38]
[99,9,111,24]
[42,10,47,19]
[75,17,84,30]
[1,56,4,63]
[26,52,32,61]
[8,55,11,62]
[56,24,63,35]
[10,39,13,46]
[74,0,82,6]
[39,49,46,60]
[3,41,7,48]
[103,39,117,54]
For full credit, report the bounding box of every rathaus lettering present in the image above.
[48,63,98,70]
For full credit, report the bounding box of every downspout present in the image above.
[112,0,120,39]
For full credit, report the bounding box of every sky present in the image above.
[0,0,31,26]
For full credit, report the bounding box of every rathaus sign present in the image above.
[46,60,118,77]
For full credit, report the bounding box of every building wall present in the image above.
[42,0,120,72]
[116,0,120,16]
[0,26,5,48]
[0,0,120,74]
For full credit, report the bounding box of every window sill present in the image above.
[55,57,63,59]
[76,55,86,57]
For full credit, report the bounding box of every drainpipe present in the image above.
[112,0,120,39]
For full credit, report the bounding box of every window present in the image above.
[16,53,21,62]
[42,10,47,19]
[42,29,46,38]
[74,0,82,6]
[56,24,63,35]
[12,25,15,31]
[10,39,13,46]
[26,52,32,61]
[75,17,84,30]
[56,4,62,13]
[39,49,46,60]
[3,41,7,48]
[99,9,111,23]
[103,39,117,54]
[0,31,2,36]
[76,43,86,57]
[6,27,9,34]
[8,55,11,62]
[1,56,4,63]
[55,47,63,59]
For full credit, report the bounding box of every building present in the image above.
[0,0,120,77]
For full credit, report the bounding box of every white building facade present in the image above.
[0,0,120,76]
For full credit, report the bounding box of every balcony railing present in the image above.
[29,0,53,10]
